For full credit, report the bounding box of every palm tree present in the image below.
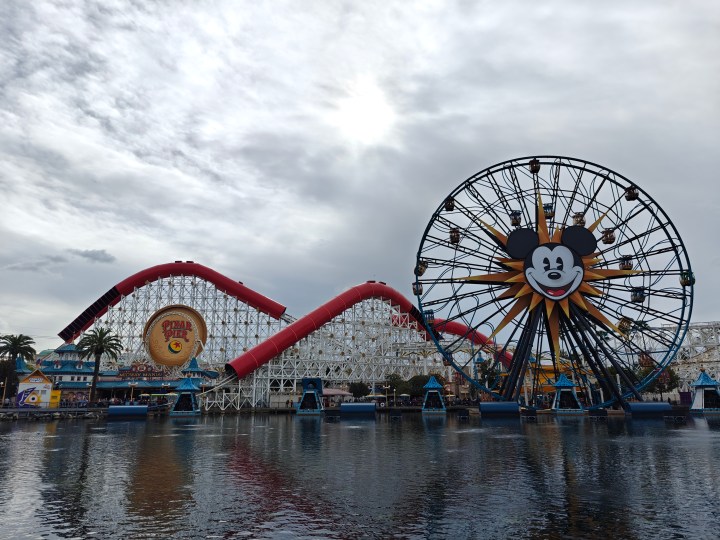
[0,334,37,399]
[76,328,123,404]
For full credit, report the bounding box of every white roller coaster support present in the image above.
[84,275,451,410]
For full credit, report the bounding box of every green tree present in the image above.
[384,373,408,394]
[383,373,412,402]
[349,381,370,399]
[639,367,679,400]
[0,334,37,398]
[477,360,498,388]
[76,328,123,404]
[407,375,430,397]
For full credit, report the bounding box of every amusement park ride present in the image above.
[58,156,695,412]
[414,156,694,410]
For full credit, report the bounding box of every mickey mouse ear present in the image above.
[562,226,597,256]
[506,229,539,259]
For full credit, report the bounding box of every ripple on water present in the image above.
[2,416,719,538]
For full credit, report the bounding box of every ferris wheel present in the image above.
[414,156,694,409]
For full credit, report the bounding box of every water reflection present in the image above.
[1,414,719,538]
[124,421,195,529]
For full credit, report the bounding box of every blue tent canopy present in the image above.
[175,378,201,392]
[423,376,443,390]
[181,358,204,374]
[553,374,576,388]
[690,370,719,388]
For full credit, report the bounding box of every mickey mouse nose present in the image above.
[548,271,562,280]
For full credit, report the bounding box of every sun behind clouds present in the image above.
[329,76,396,145]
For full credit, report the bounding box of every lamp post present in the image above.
[1,378,7,408]
[383,385,390,408]
[129,382,138,402]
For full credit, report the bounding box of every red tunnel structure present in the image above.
[225,280,512,379]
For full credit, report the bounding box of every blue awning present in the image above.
[690,370,720,387]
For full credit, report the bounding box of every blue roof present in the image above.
[424,376,444,390]
[553,374,576,388]
[55,343,77,352]
[175,378,201,392]
[181,357,204,374]
[180,357,220,379]
[37,349,58,360]
[16,357,33,374]
[38,359,96,374]
[690,371,719,387]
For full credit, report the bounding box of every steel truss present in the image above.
[204,297,451,409]
[97,275,286,376]
[83,276,450,409]
[596,320,720,394]
[671,321,720,389]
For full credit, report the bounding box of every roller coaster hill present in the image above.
[53,261,488,411]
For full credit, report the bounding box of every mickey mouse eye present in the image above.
[556,257,564,271]
[543,257,550,271]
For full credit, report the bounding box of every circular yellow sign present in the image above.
[143,305,207,367]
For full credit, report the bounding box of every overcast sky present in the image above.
[1,1,718,351]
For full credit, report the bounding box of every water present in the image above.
[1,414,719,539]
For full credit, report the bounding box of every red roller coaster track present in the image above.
[60,263,510,379]
[225,281,512,379]
[58,261,286,342]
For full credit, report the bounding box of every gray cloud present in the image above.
[3,256,67,273]
[67,249,116,264]
[0,1,718,351]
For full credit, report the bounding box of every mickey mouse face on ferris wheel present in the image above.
[506,226,597,301]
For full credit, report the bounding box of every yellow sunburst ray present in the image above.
[587,210,610,232]
[584,269,638,281]
[569,291,587,310]
[515,283,535,299]
[551,227,563,243]
[582,300,624,336]
[478,219,508,247]
[529,292,544,311]
[545,297,556,318]
[559,298,570,318]
[578,282,603,296]
[497,283,526,299]
[496,258,525,271]
[547,307,561,358]
[461,271,521,283]
[489,295,532,339]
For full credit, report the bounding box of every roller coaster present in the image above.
[58,261,502,410]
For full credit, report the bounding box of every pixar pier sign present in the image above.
[162,319,194,344]
[143,305,208,368]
